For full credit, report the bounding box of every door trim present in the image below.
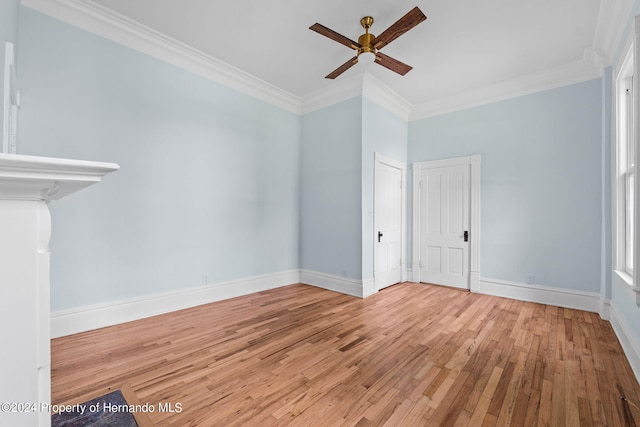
[374,152,407,291]
[412,155,481,291]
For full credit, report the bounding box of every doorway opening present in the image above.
[412,155,480,291]
[374,153,406,291]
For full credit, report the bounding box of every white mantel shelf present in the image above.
[0,153,119,427]
[0,153,120,201]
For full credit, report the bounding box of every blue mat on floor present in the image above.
[51,390,138,427]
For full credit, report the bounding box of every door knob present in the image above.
[378,231,383,242]
[463,230,469,242]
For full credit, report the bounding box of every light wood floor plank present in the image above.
[51,283,640,426]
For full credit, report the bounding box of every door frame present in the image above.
[374,152,407,291]
[412,154,481,291]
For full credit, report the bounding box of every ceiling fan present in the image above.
[309,6,427,79]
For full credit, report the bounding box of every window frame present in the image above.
[614,19,640,304]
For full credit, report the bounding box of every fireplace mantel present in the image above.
[0,153,119,427]
[0,153,119,200]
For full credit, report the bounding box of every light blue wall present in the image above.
[300,96,408,283]
[0,0,19,40]
[409,79,602,292]
[18,8,301,311]
[361,97,408,281]
[0,0,20,139]
[300,97,362,279]
[11,3,629,323]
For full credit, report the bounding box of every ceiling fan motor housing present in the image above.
[358,16,376,55]
[358,33,375,54]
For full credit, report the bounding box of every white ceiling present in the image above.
[74,0,606,106]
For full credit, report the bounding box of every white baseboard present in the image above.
[470,271,480,293]
[599,298,612,320]
[51,270,300,338]
[478,277,601,313]
[363,279,376,298]
[609,302,640,385]
[405,268,413,283]
[300,269,363,298]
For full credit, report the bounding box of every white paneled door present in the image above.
[374,154,404,290]
[419,163,470,289]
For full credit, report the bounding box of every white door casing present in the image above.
[412,155,481,291]
[374,153,406,291]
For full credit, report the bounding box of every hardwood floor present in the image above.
[51,283,640,426]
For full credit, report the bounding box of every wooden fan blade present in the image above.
[374,52,413,76]
[372,7,426,50]
[310,23,362,50]
[325,56,358,79]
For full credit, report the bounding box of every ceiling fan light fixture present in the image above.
[358,51,376,64]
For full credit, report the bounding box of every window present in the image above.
[616,42,636,282]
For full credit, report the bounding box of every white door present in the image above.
[419,164,470,289]
[374,155,403,290]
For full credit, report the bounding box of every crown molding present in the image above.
[301,72,411,121]
[20,0,616,122]
[362,73,412,121]
[583,46,608,73]
[301,73,365,115]
[19,0,410,120]
[410,56,602,121]
[593,0,633,66]
[21,0,302,114]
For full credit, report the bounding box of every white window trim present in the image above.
[613,16,640,304]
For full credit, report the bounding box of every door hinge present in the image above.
[419,260,423,268]
[399,258,402,266]
[419,181,423,189]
